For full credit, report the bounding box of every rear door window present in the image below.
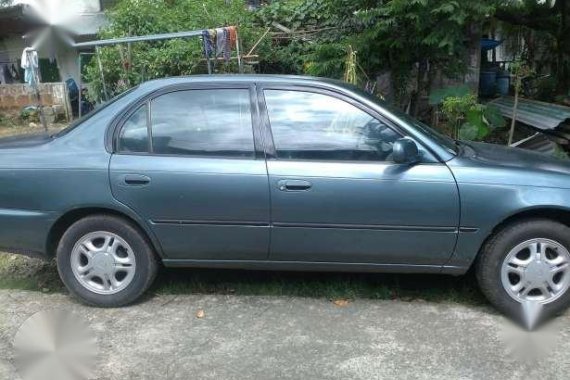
[150,89,255,157]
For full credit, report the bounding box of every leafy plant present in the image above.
[432,86,505,140]
[256,0,496,111]
[19,106,40,123]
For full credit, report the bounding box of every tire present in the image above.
[56,215,158,307]
[476,218,570,323]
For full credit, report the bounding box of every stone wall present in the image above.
[0,83,70,120]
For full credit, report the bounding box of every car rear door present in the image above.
[109,84,270,261]
[258,85,460,266]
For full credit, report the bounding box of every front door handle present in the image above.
[123,174,151,186]
[277,179,312,191]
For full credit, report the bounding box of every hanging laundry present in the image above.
[21,47,39,86]
[223,28,231,62]
[9,64,20,80]
[201,30,215,58]
[208,29,216,54]
[215,28,226,58]
[227,26,237,50]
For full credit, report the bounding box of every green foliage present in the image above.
[256,0,332,30]
[86,0,269,100]
[437,91,504,141]
[256,0,496,106]
[20,107,40,123]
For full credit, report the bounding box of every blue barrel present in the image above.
[479,70,497,97]
[496,70,510,96]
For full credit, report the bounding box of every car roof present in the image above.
[137,74,347,92]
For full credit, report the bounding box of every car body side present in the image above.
[1,75,570,275]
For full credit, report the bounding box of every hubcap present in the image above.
[70,231,136,295]
[501,238,570,304]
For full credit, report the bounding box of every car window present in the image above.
[150,89,255,157]
[118,104,149,153]
[264,90,401,161]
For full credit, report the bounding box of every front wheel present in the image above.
[476,218,570,321]
[56,215,158,307]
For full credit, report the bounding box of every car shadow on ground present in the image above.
[151,267,487,306]
[0,252,487,307]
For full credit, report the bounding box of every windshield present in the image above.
[344,84,458,155]
[53,86,139,138]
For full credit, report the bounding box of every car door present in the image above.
[110,85,270,261]
[259,86,459,265]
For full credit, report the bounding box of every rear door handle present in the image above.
[123,174,151,186]
[277,180,312,191]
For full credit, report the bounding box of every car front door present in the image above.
[260,86,459,266]
[110,85,270,261]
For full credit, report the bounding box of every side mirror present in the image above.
[392,138,420,164]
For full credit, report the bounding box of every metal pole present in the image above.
[95,47,109,101]
[73,30,204,48]
[78,53,82,118]
[27,49,47,132]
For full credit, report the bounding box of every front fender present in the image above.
[446,182,570,269]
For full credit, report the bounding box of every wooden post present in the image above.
[235,29,242,74]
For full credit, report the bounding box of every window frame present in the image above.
[258,85,411,164]
[113,83,264,160]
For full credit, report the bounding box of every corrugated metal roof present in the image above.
[489,96,570,131]
[511,133,557,155]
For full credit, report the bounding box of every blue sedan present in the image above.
[1,75,569,320]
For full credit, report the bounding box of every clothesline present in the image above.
[201,26,241,74]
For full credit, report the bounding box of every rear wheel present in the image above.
[56,215,158,307]
[477,218,570,321]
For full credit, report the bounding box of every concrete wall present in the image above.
[0,83,70,118]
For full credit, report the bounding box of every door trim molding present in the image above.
[161,258,468,275]
[151,219,463,232]
[273,222,457,232]
[152,219,269,227]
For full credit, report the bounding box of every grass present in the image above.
[0,251,486,305]
[0,252,61,292]
[0,111,67,138]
